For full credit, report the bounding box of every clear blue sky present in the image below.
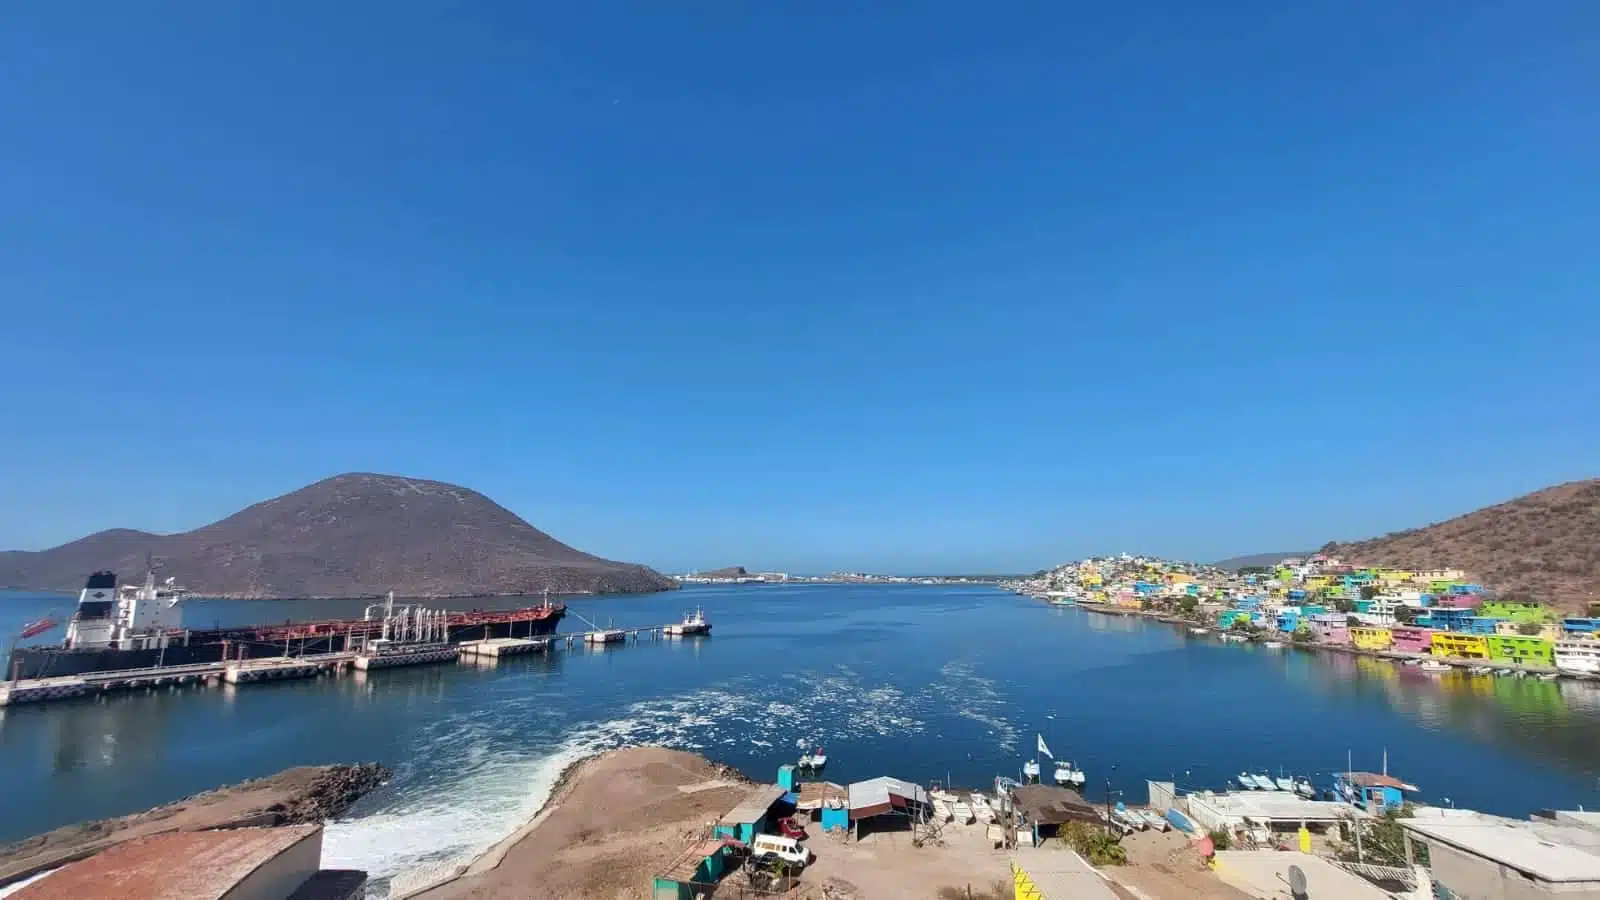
[3,3,1596,574]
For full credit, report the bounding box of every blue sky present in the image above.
[2,3,1596,573]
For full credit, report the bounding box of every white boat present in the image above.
[1138,809,1170,831]
[1238,773,1262,790]
[1189,627,1210,636]
[1419,660,1451,673]
[932,799,953,822]
[1254,773,1275,791]
[1263,640,1285,649]
[1022,760,1041,781]
[1556,640,1600,676]
[1538,673,1560,682]
[1494,668,1513,676]
[585,628,626,644]
[1112,805,1146,831]
[664,608,712,636]
[1468,665,1493,675]
[1274,777,1296,792]
[951,802,974,824]
[810,749,827,768]
[1054,764,1085,787]
[928,788,957,803]
[797,752,813,768]
[1293,779,1316,798]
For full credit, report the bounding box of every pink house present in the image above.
[1311,614,1350,645]
[1392,626,1435,654]
[1433,594,1482,610]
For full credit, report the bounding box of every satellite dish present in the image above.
[1288,863,1308,899]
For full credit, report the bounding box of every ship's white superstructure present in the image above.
[64,569,188,651]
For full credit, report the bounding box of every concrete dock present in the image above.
[458,637,551,659]
[2,619,705,708]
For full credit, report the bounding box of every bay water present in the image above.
[3,583,1600,895]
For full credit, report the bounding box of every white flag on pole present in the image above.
[1037,734,1053,758]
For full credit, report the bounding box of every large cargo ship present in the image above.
[6,570,566,680]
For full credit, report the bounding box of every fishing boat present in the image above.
[1293,778,1316,799]
[1274,776,1296,792]
[1189,627,1210,636]
[1538,673,1560,682]
[1418,660,1451,673]
[1137,809,1170,831]
[1494,668,1513,676]
[951,802,974,824]
[1111,803,1146,831]
[1263,640,1285,649]
[1254,772,1276,791]
[1468,665,1493,675]
[1237,773,1263,790]
[1054,763,1086,787]
[971,794,995,823]
[932,799,954,822]
[1022,760,1041,782]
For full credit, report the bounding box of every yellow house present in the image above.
[1376,569,1415,585]
[1351,627,1394,651]
[1306,575,1331,590]
[1432,633,1491,660]
[1167,572,1194,584]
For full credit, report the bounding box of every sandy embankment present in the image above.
[411,748,751,900]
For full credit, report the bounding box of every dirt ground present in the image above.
[796,817,1013,900]
[1102,830,1253,900]
[0,763,386,886]
[411,749,1017,900]
[409,749,1255,900]
[413,748,752,900]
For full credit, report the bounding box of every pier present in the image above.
[1,620,705,709]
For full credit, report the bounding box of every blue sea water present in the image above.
[3,583,1600,894]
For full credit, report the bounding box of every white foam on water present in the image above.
[936,659,1018,751]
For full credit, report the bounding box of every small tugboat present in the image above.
[664,608,712,637]
[1418,659,1451,673]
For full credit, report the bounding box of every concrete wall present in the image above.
[1421,838,1600,900]
[222,827,322,900]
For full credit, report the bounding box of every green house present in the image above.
[1486,634,1554,667]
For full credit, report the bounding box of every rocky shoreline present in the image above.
[0,762,389,887]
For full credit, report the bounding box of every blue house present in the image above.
[1452,584,1484,595]
[713,786,785,844]
[1335,772,1415,813]
[1287,589,1307,601]
[1276,610,1301,633]
[1463,617,1503,635]
[1236,596,1262,610]
[1564,618,1600,635]
[1430,607,1475,632]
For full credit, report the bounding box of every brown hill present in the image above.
[0,473,676,599]
[1321,479,1600,611]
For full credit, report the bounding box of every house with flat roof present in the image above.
[1402,807,1600,899]
[12,825,362,900]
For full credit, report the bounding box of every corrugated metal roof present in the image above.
[846,777,927,813]
[717,786,786,825]
[13,826,320,900]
